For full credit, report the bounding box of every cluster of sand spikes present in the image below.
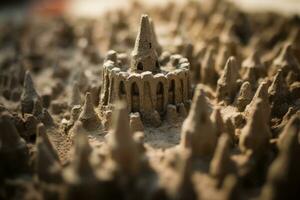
[1,0,300,199]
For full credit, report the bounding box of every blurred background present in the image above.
[0,0,300,19]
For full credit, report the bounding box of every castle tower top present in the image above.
[131,14,159,73]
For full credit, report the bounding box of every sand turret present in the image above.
[131,15,159,73]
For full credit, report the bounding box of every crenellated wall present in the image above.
[99,53,191,123]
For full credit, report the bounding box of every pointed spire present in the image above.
[239,99,271,156]
[242,51,266,83]
[273,43,300,73]
[234,81,253,112]
[62,131,99,200]
[23,71,38,98]
[0,113,26,150]
[216,56,239,104]
[242,66,257,85]
[72,131,95,181]
[40,108,54,127]
[210,134,234,186]
[149,17,162,56]
[21,71,40,114]
[277,115,300,150]
[32,99,43,117]
[220,22,238,46]
[36,123,60,162]
[268,69,288,100]
[260,116,300,200]
[78,92,101,131]
[131,14,158,72]
[268,69,289,117]
[36,124,62,183]
[69,82,81,108]
[242,51,263,69]
[244,81,270,121]
[215,45,230,72]
[211,107,225,137]
[268,69,287,97]
[201,47,217,86]
[181,85,217,157]
[109,101,140,175]
[0,113,29,176]
[175,150,197,200]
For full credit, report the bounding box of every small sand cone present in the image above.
[244,81,270,121]
[220,22,238,45]
[0,113,27,151]
[268,69,289,117]
[241,51,266,84]
[268,69,288,98]
[279,107,298,128]
[243,51,263,69]
[32,99,54,127]
[78,92,101,132]
[109,101,140,176]
[174,150,197,200]
[234,81,253,112]
[277,115,300,150]
[215,45,230,72]
[201,48,218,87]
[181,85,217,158]
[36,124,62,183]
[63,132,99,200]
[242,66,256,86]
[272,43,300,74]
[239,99,271,156]
[72,132,95,180]
[0,113,29,176]
[260,119,300,200]
[211,107,225,137]
[210,134,234,186]
[40,108,54,127]
[36,124,60,161]
[130,112,144,133]
[32,98,43,117]
[69,82,81,108]
[21,71,41,115]
[220,22,239,55]
[216,56,239,104]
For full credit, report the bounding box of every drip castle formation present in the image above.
[100,15,191,126]
[1,0,300,199]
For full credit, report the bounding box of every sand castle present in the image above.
[99,15,191,125]
[2,0,300,199]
